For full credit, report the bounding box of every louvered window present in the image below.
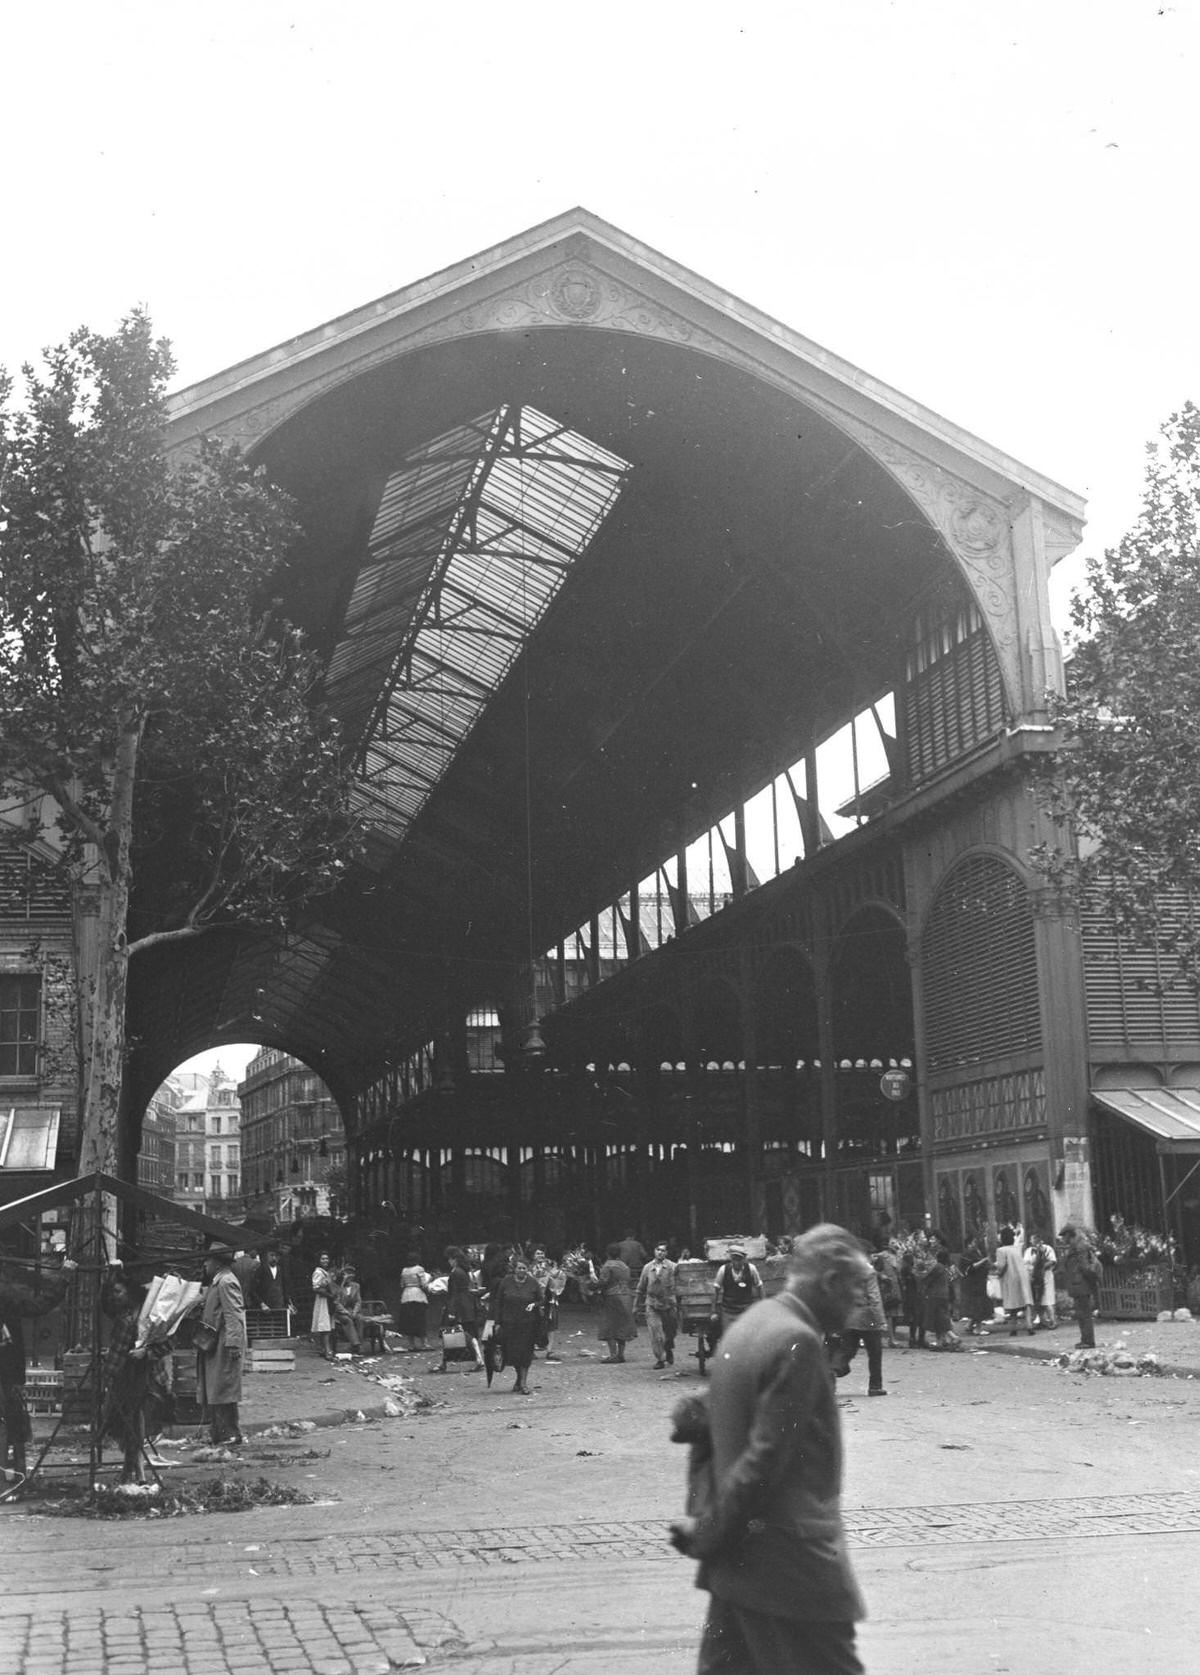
[0,850,70,922]
[922,856,1041,1070]
[1081,890,1200,1050]
[903,602,1006,784]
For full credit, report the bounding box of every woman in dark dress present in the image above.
[960,1235,992,1334]
[493,1256,542,1394]
[444,1246,485,1371]
[596,1242,637,1363]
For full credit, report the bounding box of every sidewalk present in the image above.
[955,1312,1200,1378]
[214,1334,437,1435]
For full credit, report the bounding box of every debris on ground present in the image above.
[1053,1348,1165,1376]
[16,1476,317,1519]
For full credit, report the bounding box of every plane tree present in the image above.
[0,313,360,1182]
[1035,401,1200,985]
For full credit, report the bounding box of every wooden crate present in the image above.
[246,1347,295,1374]
[1097,1271,1175,1320]
[247,1308,294,1342]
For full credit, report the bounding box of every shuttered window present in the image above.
[0,851,70,922]
[1082,890,1200,1050]
[922,856,1041,1070]
[904,603,1007,784]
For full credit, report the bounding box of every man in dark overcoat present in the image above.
[672,1223,873,1675]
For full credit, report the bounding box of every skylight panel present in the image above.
[333,403,630,846]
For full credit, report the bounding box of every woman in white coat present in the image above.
[994,1225,1035,1335]
[311,1251,336,1358]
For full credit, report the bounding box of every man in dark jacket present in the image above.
[672,1223,873,1674]
[1,1255,76,1476]
[1059,1224,1102,1348]
[255,1246,292,1313]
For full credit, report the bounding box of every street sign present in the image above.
[879,1069,911,1102]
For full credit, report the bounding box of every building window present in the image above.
[0,975,41,1078]
[209,1175,220,1197]
[178,1173,189,1189]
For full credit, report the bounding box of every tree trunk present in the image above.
[70,724,140,1324]
[76,721,140,1181]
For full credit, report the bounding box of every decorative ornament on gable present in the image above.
[550,268,603,321]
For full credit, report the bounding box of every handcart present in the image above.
[676,1238,789,1373]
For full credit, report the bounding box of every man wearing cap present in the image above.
[711,1247,763,1344]
[196,1244,247,1446]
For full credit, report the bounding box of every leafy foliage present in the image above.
[1034,401,1200,985]
[0,311,359,946]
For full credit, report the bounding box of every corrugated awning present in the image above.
[0,1107,61,1171]
[1092,1087,1200,1152]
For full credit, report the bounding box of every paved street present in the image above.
[4,1311,1200,1673]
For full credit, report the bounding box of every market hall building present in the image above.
[5,211,1200,1262]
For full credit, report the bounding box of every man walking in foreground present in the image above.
[672,1223,873,1674]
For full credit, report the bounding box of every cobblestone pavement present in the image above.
[0,1601,436,1675]
[10,1489,1200,1602]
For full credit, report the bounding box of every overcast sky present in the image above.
[4,1,1197,1083]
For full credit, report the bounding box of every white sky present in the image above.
[177,1043,260,1084]
[6,0,1198,1082]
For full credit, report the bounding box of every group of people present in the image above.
[858,1220,1106,1370]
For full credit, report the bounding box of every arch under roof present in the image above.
[126,210,1084,1118]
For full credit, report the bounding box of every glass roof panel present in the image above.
[329,404,630,849]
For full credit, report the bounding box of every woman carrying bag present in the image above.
[441,1247,485,1372]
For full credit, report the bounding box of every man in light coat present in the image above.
[196,1243,247,1445]
[672,1224,873,1674]
[635,1241,679,1368]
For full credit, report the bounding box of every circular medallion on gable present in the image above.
[550,269,602,320]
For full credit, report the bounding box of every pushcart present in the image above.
[676,1240,788,1373]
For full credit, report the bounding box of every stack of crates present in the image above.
[61,1352,96,1425]
[24,1368,63,1416]
[171,1349,200,1421]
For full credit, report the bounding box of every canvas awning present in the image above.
[1092,1087,1200,1153]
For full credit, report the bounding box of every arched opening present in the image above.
[137,1044,349,1235]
